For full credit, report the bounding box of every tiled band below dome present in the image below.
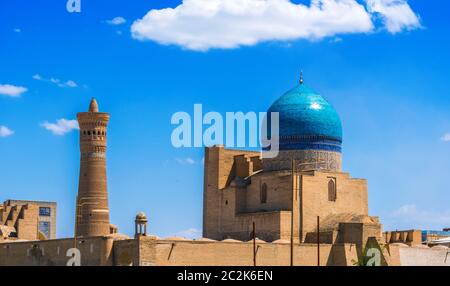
[272,135,342,152]
[263,149,342,172]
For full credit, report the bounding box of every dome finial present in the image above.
[299,71,304,85]
[89,98,99,112]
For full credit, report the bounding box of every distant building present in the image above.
[422,230,450,243]
[428,237,450,247]
[383,229,450,246]
[383,230,423,246]
[0,199,56,240]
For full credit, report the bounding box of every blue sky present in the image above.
[1,0,449,239]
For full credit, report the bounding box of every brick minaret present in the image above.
[75,98,111,237]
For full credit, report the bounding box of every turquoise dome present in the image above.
[267,84,343,152]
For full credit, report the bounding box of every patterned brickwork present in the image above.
[203,145,369,243]
[75,99,111,237]
[263,149,342,172]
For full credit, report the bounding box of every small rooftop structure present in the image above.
[135,212,148,222]
[89,98,99,112]
[134,212,148,238]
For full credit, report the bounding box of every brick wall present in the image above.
[0,237,114,266]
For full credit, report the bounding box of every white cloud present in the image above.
[176,157,196,165]
[385,204,450,230]
[41,119,79,136]
[131,0,421,51]
[50,78,60,84]
[13,28,21,33]
[32,74,42,80]
[33,74,78,88]
[366,0,421,33]
[392,204,417,216]
[0,126,14,137]
[106,16,127,25]
[64,80,78,88]
[176,228,202,239]
[0,84,27,97]
[441,133,450,142]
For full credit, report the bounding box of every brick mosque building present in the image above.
[0,78,449,266]
[203,76,378,244]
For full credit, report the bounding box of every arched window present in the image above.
[261,183,267,204]
[328,179,336,202]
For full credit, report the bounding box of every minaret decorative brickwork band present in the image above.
[75,98,111,237]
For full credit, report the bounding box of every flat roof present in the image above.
[4,199,56,205]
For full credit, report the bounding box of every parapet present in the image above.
[384,229,423,246]
[234,154,262,178]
